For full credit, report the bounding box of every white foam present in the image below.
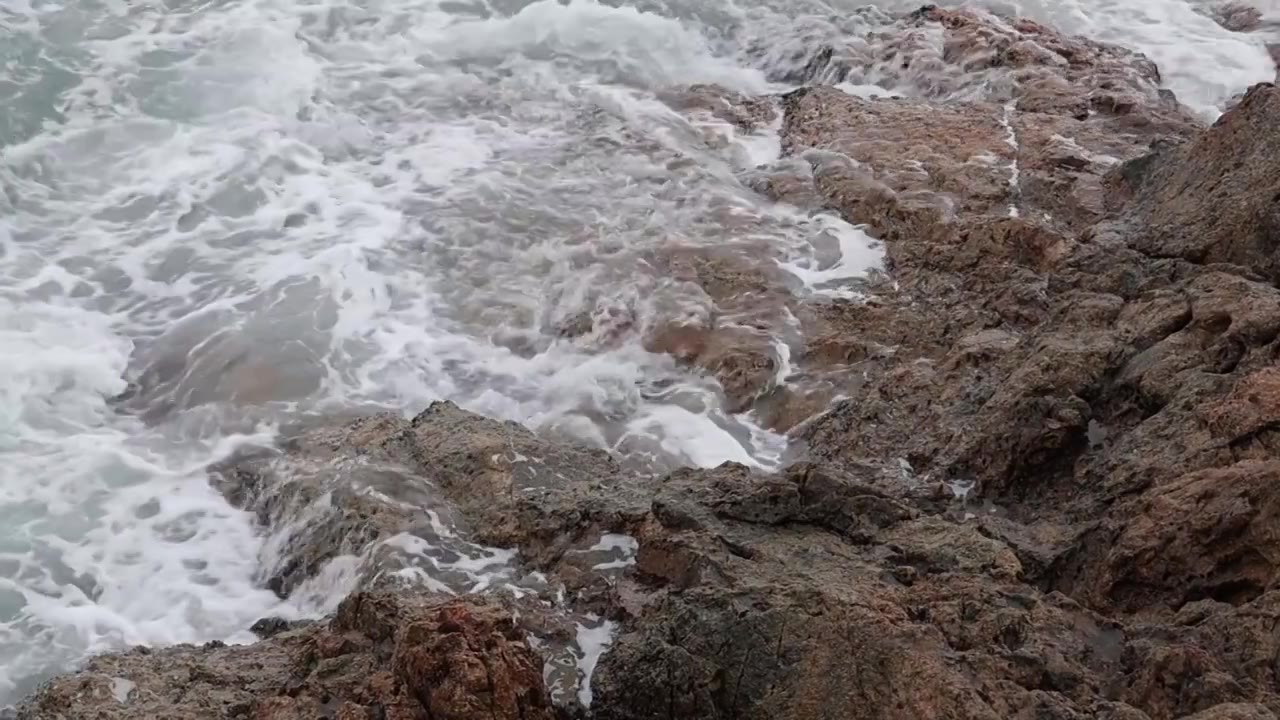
[1001,0,1275,117]
[574,533,639,571]
[836,82,902,100]
[1049,133,1122,167]
[283,555,368,616]
[380,532,521,593]
[1,0,1271,703]
[573,617,618,707]
[771,336,794,390]
[777,214,883,299]
[948,479,977,502]
[998,100,1021,218]
[110,677,135,703]
[586,533,639,555]
[621,404,771,469]
[858,0,1275,116]
[0,300,282,701]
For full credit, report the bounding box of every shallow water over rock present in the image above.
[2,0,1279,711]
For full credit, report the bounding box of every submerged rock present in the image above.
[657,84,778,132]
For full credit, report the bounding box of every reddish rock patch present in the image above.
[18,592,556,720]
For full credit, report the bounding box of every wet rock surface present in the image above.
[208,402,647,598]
[634,4,1206,433]
[17,591,556,720]
[20,6,1280,720]
[1206,2,1265,33]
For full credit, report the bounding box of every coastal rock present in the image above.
[551,53,1280,720]
[1106,83,1280,281]
[768,19,1280,720]
[590,461,1243,720]
[779,5,1199,229]
[807,81,1280,627]
[645,4,1202,428]
[17,592,556,720]
[1077,461,1280,612]
[22,8,1280,720]
[211,402,648,597]
[657,83,778,132]
[760,9,1205,470]
[1206,2,1264,32]
[21,406,1280,720]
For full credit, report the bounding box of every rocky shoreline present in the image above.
[18,5,1280,720]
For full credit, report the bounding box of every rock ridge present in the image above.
[18,6,1280,720]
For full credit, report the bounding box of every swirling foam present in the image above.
[0,0,1272,705]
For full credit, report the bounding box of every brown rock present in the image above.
[766,18,1280,720]
[592,462,1159,720]
[211,401,648,597]
[27,11,1280,720]
[695,328,777,413]
[17,592,556,720]
[657,83,778,132]
[1120,643,1250,719]
[1091,462,1280,611]
[1204,368,1280,441]
[1207,2,1264,32]
[1109,83,1280,280]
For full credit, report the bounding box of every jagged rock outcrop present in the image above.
[210,402,647,597]
[1205,2,1264,32]
[1106,84,1280,279]
[17,591,556,720]
[770,63,1280,720]
[586,462,1280,719]
[22,401,1280,720]
[636,5,1205,433]
[790,78,1280,606]
[19,6,1280,720]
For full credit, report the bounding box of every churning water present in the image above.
[0,0,1274,704]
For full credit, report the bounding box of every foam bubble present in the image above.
[570,533,640,571]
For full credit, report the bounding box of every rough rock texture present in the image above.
[638,5,1204,433]
[18,592,556,720]
[1206,2,1264,32]
[767,46,1280,720]
[21,7,1280,720]
[778,8,1200,238]
[1106,85,1280,280]
[211,402,646,596]
[787,78,1280,604]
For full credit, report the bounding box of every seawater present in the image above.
[0,0,1273,704]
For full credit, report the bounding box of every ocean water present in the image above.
[0,0,1274,705]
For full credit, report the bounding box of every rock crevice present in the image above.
[18,6,1280,720]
